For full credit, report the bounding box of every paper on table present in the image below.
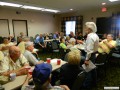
[82,60,96,72]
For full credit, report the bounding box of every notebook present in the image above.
[82,60,96,72]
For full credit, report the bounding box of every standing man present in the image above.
[84,22,99,88]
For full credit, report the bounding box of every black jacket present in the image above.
[60,63,82,89]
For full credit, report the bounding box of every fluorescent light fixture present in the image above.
[0,1,60,13]
[0,1,22,7]
[21,5,44,10]
[43,9,60,13]
[109,0,119,2]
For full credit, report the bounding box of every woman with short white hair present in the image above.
[84,22,99,88]
[67,38,76,49]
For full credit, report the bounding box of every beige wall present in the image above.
[0,7,56,37]
[0,4,120,37]
[56,5,120,35]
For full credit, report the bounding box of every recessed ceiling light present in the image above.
[102,2,106,5]
[70,9,73,11]
[109,0,119,2]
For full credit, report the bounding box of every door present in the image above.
[12,20,28,38]
[0,19,10,37]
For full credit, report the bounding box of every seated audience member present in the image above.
[24,41,43,66]
[8,35,16,42]
[60,50,82,89]
[60,37,67,51]
[99,33,107,42]
[98,34,116,54]
[59,32,66,39]
[19,32,25,38]
[53,32,59,39]
[44,33,49,40]
[74,31,79,39]
[67,38,76,49]
[77,32,84,40]
[65,36,70,45]
[0,37,15,56]
[0,46,29,76]
[35,34,46,49]
[69,31,74,38]
[102,33,107,40]
[22,63,70,90]
[18,37,30,54]
[116,34,120,50]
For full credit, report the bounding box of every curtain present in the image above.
[61,16,83,35]
[111,13,120,38]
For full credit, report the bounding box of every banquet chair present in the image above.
[71,71,85,90]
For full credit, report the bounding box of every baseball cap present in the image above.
[32,63,52,84]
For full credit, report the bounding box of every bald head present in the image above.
[9,46,21,61]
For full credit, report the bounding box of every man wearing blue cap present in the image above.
[22,63,70,90]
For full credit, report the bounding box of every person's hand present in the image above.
[77,40,83,44]
[103,40,107,44]
[84,60,89,65]
[37,60,44,64]
[42,46,44,48]
[60,85,70,90]
[26,73,32,80]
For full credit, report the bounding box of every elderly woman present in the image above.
[60,50,82,89]
[65,36,70,45]
[67,38,76,49]
[83,22,99,88]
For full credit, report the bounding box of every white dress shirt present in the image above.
[85,32,99,60]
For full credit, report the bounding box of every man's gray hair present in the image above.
[25,41,33,48]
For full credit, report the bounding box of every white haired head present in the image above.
[85,22,97,33]
[69,38,76,43]
[25,41,33,48]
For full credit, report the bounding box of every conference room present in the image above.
[0,0,120,90]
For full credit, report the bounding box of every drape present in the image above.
[111,13,120,38]
[61,16,83,35]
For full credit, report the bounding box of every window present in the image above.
[65,21,76,35]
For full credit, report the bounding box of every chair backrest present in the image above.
[51,41,59,50]
[30,36,34,42]
[71,71,85,90]
[95,53,107,64]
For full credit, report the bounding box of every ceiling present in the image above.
[0,0,120,13]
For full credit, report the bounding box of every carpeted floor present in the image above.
[38,52,120,90]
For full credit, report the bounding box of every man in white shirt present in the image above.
[83,22,99,88]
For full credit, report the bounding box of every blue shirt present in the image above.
[35,36,44,44]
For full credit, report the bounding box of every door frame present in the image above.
[0,19,10,35]
[12,20,28,37]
